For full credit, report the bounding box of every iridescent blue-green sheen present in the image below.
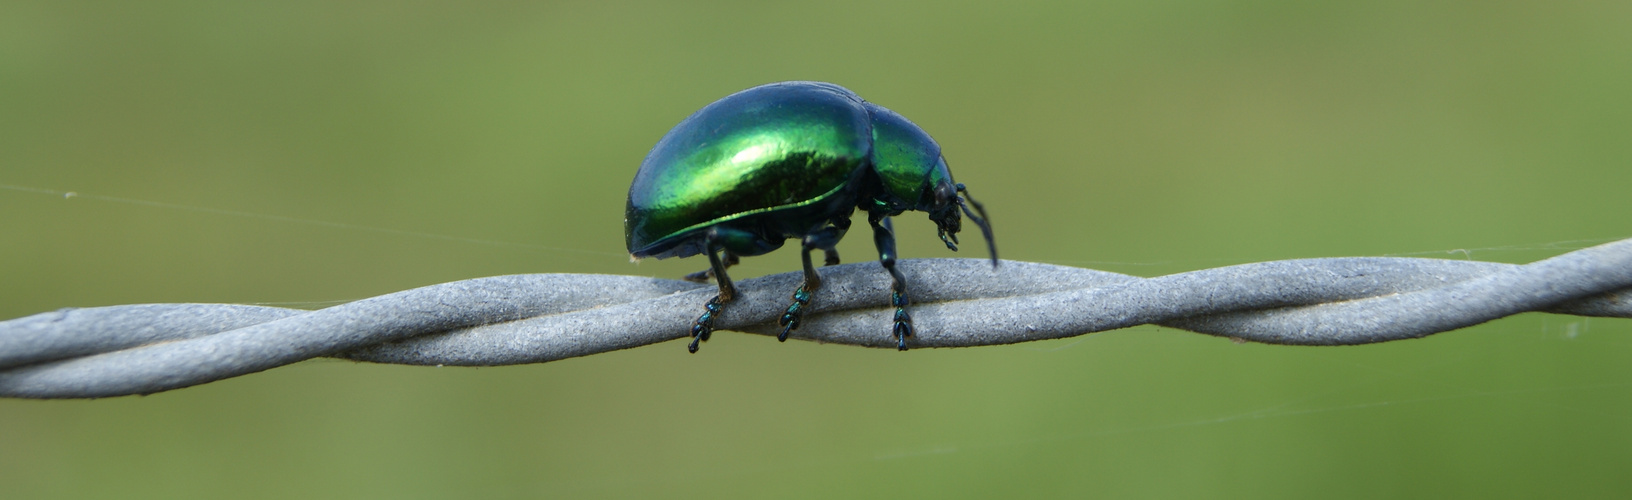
[865,103,953,210]
[623,80,995,352]
[626,82,872,259]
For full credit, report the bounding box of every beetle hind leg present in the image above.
[689,238,737,353]
[778,225,845,342]
[683,252,738,283]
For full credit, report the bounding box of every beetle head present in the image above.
[927,180,997,268]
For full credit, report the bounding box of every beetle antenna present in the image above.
[955,183,997,268]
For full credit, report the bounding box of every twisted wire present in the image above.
[3,238,1630,399]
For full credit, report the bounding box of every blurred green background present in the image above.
[3,1,1630,498]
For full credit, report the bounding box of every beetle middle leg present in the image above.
[777,222,847,342]
[868,213,913,351]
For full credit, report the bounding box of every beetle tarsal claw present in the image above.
[892,291,913,351]
[777,286,813,342]
[690,296,723,353]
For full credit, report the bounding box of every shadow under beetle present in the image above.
[624,81,996,352]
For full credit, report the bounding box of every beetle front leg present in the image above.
[868,214,912,350]
[778,225,845,342]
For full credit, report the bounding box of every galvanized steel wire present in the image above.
[3,238,1631,399]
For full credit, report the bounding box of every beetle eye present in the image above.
[933,181,957,208]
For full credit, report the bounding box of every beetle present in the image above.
[624,81,995,353]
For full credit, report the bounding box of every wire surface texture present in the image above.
[4,238,1631,399]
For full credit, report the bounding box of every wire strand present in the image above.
[3,238,1630,399]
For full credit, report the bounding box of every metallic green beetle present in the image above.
[625,81,995,352]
